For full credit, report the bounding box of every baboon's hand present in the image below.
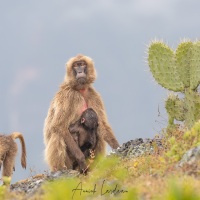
[80,166,88,175]
[79,161,88,175]
[111,139,120,149]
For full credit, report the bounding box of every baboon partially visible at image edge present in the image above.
[0,132,26,181]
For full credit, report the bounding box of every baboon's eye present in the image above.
[73,63,78,68]
[81,62,86,66]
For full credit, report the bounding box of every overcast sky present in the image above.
[1,0,200,183]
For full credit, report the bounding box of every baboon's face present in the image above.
[72,61,87,85]
[65,55,97,89]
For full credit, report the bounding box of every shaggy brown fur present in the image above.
[69,108,99,170]
[0,132,26,181]
[44,54,120,172]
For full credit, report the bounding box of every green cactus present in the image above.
[148,40,200,128]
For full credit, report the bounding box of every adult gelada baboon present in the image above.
[44,54,120,172]
[69,108,99,160]
[0,132,26,182]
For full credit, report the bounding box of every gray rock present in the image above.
[177,145,200,167]
[10,169,80,197]
[110,137,163,158]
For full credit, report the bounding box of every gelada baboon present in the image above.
[69,108,99,169]
[44,54,120,172]
[0,132,26,182]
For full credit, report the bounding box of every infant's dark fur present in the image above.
[68,108,98,169]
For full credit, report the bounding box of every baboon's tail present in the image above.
[11,132,27,169]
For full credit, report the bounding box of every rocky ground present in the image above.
[10,170,80,198]
[110,137,164,158]
[9,136,200,198]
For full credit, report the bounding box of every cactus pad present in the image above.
[148,40,200,128]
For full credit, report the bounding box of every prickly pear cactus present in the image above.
[148,40,200,128]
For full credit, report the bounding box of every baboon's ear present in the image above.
[81,118,85,124]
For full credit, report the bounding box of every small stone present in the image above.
[177,145,200,167]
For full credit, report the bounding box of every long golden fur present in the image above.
[0,132,26,181]
[44,54,120,172]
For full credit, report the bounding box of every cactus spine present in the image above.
[148,40,200,128]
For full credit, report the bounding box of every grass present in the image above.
[2,122,200,199]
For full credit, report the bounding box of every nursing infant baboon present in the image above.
[44,54,120,172]
[0,132,26,183]
[69,108,99,169]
